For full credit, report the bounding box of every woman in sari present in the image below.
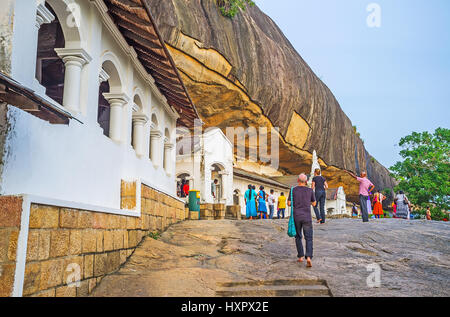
[257,186,268,219]
[372,190,385,218]
[395,191,410,219]
[244,185,257,219]
[367,190,373,216]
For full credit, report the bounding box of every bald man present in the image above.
[288,173,317,267]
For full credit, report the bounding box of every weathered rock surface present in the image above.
[91,219,450,297]
[146,0,395,200]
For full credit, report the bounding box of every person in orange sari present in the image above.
[372,190,385,219]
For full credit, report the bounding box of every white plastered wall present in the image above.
[0,0,179,209]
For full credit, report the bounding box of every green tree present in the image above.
[390,128,450,220]
[217,0,255,18]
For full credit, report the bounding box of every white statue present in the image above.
[308,150,321,187]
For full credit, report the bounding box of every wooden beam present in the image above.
[115,19,159,42]
[109,0,143,10]
[108,4,153,29]
[157,86,190,104]
[0,91,40,111]
[122,29,164,50]
[134,48,173,71]
[151,78,185,95]
[145,64,179,80]
[149,69,183,86]
[132,43,167,62]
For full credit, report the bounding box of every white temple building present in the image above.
[176,126,291,216]
[0,0,199,209]
[176,127,234,206]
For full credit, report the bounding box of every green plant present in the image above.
[390,127,450,219]
[217,0,255,18]
[148,231,161,240]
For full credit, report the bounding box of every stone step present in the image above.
[219,279,327,288]
[216,284,331,297]
[216,279,332,297]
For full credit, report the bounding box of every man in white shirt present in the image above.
[268,189,276,219]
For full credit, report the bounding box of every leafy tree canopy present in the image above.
[390,128,450,220]
[217,0,255,18]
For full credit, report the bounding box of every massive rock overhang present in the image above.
[104,0,200,128]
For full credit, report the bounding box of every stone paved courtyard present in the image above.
[91,218,450,297]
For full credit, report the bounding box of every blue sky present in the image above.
[255,0,450,169]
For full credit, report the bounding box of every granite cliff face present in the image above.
[147,0,395,200]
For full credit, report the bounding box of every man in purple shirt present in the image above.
[346,170,375,222]
[288,174,317,267]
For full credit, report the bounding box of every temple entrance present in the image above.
[233,189,240,206]
[177,173,191,198]
[211,163,226,204]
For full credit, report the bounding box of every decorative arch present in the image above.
[36,1,90,112]
[150,112,159,130]
[164,127,171,141]
[176,171,192,179]
[132,87,145,113]
[132,94,143,112]
[100,52,125,94]
[97,53,127,139]
[210,162,226,172]
[45,0,84,45]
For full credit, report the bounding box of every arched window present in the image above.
[97,59,128,142]
[131,95,142,147]
[233,189,241,206]
[35,1,89,113]
[35,3,65,105]
[97,79,110,137]
[163,128,171,172]
[130,94,147,156]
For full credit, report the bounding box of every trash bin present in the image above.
[188,190,200,219]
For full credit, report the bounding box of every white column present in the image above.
[219,171,229,202]
[55,48,92,113]
[103,93,130,143]
[132,114,148,157]
[150,130,162,167]
[164,142,174,175]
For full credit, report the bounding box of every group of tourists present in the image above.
[177,179,190,198]
[346,170,412,220]
[286,169,415,268]
[244,185,287,220]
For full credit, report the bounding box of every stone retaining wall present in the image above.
[0,196,22,297]
[0,183,186,297]
[199,204,226,220]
